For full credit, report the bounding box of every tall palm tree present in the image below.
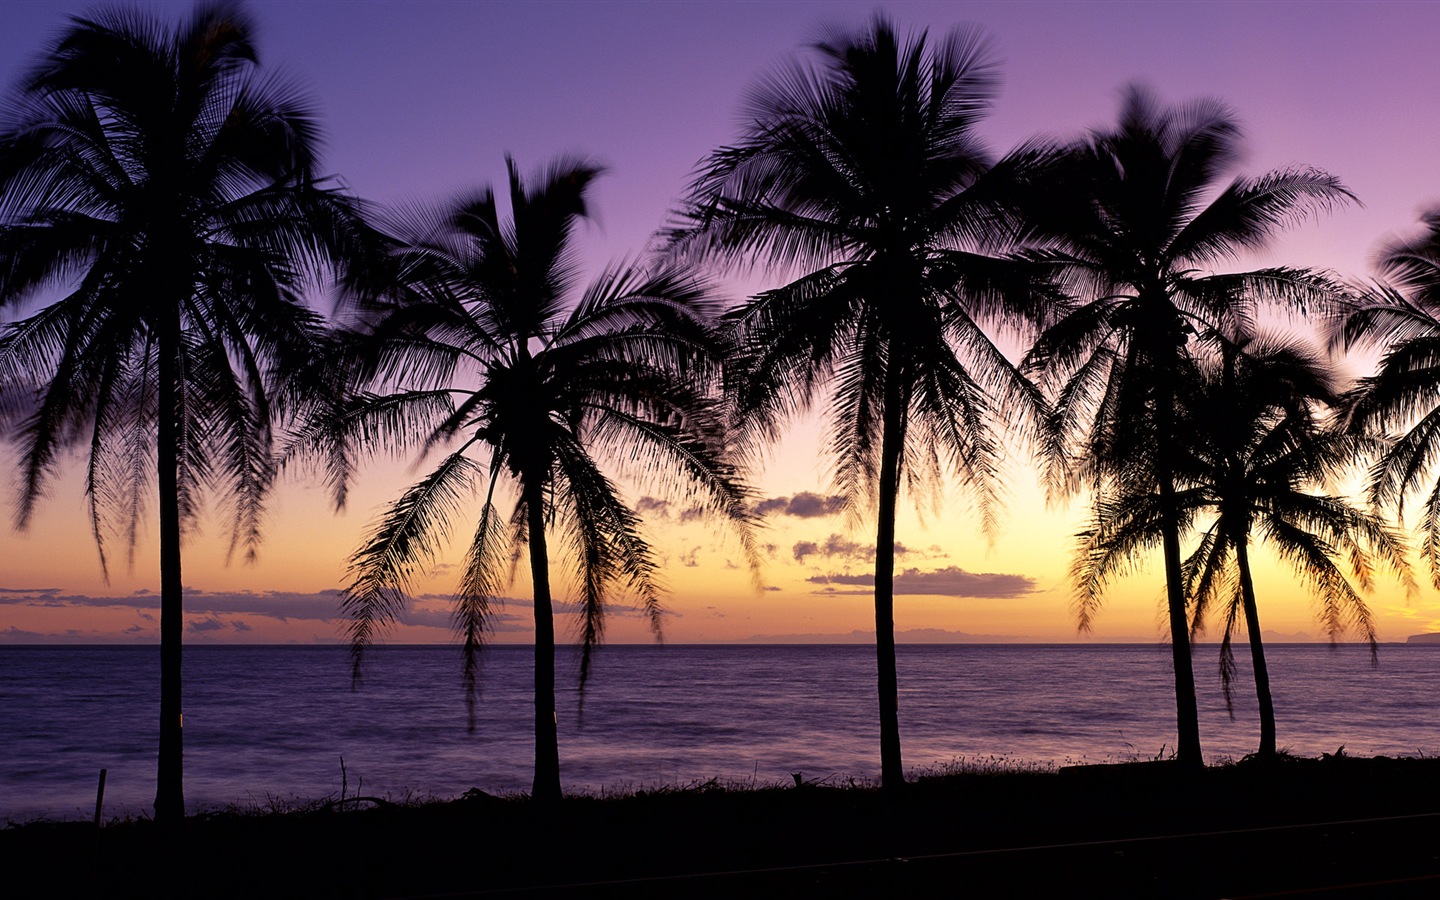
[1074,335,1410,758]
[1335,210,1440,585]
[1022,86,1353,767]
[669,15,1050,793]
[0,2,361,822]
[325,158,755,803]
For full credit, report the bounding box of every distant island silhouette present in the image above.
[1407,633,1440,643]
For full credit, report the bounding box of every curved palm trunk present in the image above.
[1154,339,1202,769]
[527,481,562,804]
[1234,539,1277,757]
[154,307,185,824]
[875,373,906,794]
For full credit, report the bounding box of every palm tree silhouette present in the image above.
[0,2,361,822]
[1023,86,1353,767]
[1074,335,1410,758]
[670,15,1050,793]
[1335,210,1440,586]
[328,158,754,803]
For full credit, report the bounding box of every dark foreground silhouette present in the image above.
[6,755,1440,898]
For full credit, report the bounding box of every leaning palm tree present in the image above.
[324,157,754,803]
[1022,86,1354,767]
[0,2,361,822]
[669,15,1051,793]
[1074,334,1410,758]
[1334,210,1440,585]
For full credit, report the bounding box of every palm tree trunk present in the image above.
[875,372,906,795]
[1234,539,1277,757]
[527,481,562,804]
[1158,476,1202,767]
[154,307,184,824]
[1154,335,1202,769]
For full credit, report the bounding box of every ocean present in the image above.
[3,643,1439,822]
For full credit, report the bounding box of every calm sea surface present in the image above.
[4,643,1439,822]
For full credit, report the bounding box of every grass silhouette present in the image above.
[6,754,1440,897]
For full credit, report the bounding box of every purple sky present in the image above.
[4,1,1440,644]
[7,1,1435,279]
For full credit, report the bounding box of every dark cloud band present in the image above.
[807,565,1036,598]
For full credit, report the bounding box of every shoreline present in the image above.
[8,754,1440,897]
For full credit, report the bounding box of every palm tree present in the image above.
[1074,335,1410,758]
[325,157,755,803]
[1335,210,1440,585]
[0,2,361,822]
[1022,86,1353,767]
[669,15,1051,793]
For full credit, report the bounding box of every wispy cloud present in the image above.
[806,565,1037,599]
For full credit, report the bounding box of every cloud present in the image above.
[391,607,458,628]
[0,587,528,629]
[183,615,255,636]
[398,605,531,631]
[635,496,708,524]
[187,616,229,634]
[727,627,1029,643]
[1,625,51,640]
[790,536,952,565]
[792,541,819,562]
[792,534,872,563]
[755,492,845,518]
[0,586,59,594]
[0,588,348,621]
[806,565,1036,598]
[0,587,542,639]
[501,595,661,623]
[677,506,707,524]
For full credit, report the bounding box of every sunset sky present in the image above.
[3,0,1440,647]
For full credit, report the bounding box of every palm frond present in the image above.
[1170,168,1355,266]
[454,460,507,732]
[342,450,481,683]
